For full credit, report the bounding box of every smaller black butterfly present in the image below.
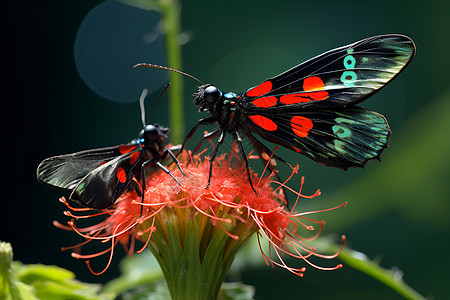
[37,88,185,210]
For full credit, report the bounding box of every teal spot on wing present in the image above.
[333,124,352,138]
[335,117,355,124]
[334,140,347,154]
[76,182,86,194]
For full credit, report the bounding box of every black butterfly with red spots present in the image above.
[37,90,184,210]
[182,34,415,191]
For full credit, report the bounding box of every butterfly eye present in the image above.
[204,86,222,103]
[143,124,159,141]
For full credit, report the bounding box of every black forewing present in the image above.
[37,146,130,190]
[245,34,415,106]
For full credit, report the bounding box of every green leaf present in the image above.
[218,282,255,300]
[1,241,115,300]
[12,262,115,300]
[107,280,170,300]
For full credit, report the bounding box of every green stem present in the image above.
[158,0,184,144]
[141,211,253,300]
[120,0,184,143]
[321,239,426,300]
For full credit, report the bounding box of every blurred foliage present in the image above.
[102,250,163,295]
[0,242,115,300]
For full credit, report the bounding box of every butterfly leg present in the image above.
[190,128,221,158]
[179,117,218,164]
[162,147,186,176]
[138,162,149,216]
[206,130,225,189]
[136,159,182,217]
[235,131,258,195]
[246,130,290,206]
[143,158,183,186]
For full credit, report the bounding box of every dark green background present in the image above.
[2,0,449,299]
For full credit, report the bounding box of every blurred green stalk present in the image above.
[158,0,184,144]
[122,0,184,144]
[320,239,427,300]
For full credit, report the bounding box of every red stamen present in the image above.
[59,197,92,211]
[132,177,143,195]
[292,201,348,217]
[257,146,279,186]
[192,197,232,224]
[69,217,139,241]
[64,209,112,219]
[272,164,299,194]
[210,208,239,240]
[137,217,156,253]
[53,220,72,231]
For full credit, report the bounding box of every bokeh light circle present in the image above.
[74,0,168,103]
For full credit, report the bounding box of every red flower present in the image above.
[55,147,345,297]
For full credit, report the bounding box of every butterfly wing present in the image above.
[70,148,143,209]
[241,34,414,169]
[244,34,415,107]
[37,144,142,209]
[245,103,389,169]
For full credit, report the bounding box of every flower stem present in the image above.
[119,0,184,143]
[140,203,256,300]
[320,239,426,300]
[158,0,184,144]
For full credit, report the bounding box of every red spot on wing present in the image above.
[291,116,313,138]
[116,167,127,183]
[246,81,272,97]
[119,145,137,154]
[129,151,140,164]
[280,94,312,104]
[292,147,302,153]
[303,76,325,91]
[308,91,328,100]
[99,160,107,166]
[252,96,278,108]
[249,115,277,131]
[280,91,329,104]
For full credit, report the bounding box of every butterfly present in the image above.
[37,89,185,210]
[138,34,416,193]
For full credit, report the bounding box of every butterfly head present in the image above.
[193,84,223,113]
[138,123,169,148]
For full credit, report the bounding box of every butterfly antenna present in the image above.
[147,83,171,123]
[134,63,204,85]
[139,88,148,127]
